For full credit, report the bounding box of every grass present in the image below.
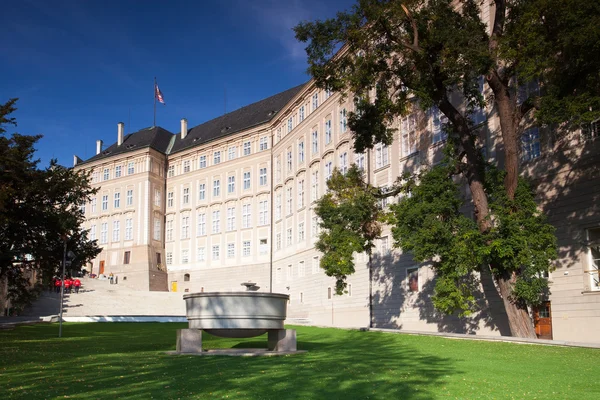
[0,323,598,399]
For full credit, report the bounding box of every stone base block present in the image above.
[268,329,297,352]
[176,329,203,353]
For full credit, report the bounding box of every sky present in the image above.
[1,0,355,167]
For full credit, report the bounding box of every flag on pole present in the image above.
[155,82,166,105]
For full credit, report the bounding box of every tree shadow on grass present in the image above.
[1,323,457,399]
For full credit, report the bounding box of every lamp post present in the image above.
[59,237,67,338]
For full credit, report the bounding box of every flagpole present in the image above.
[153,77,157,127]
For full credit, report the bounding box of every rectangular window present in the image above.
[298,141,305,164]
[407,267,419,292]
[168,165,175,178]
[125,218,133,240]
[126,189,133,206]
[114,192,120,208]
[259,168,267,186]
[355,153,365,171]
[199,155,207,168]
[79,201,86,214]
[212,245,220,260]
[259,136,268,151]
[198,184,206,200]
[128,162,134,175]
[242,204,251,228]
[154,189,161,206]
[298,261,305,277]
[339,152,348,174]
[431,107,448,144]
[259,200,268,226]
[325,120,332,144]
[100,223,108,244]
[243,241,251,257]
[276,232,282,250]
[287,117,293,133]
[226,207,236,231]
[181,215,190,239]
[312,215,320,237]
[153,218,161,241]
[287,150,293,172]
[325,161,333,181]
[90,225,96,241]
[348,283,352,297]
[586,228,600,291]
[339,108,347,133]
[103,168,109,181]
[115,166,122,178]
[166,252,173,265]
[312,130,319,154]
[166,220,173,242]
[197,213,206,236]
[311,170,319,201]
[227,243,235,258]
[243,141,251,156]
[212,210,221,234]
[375,144,389,169]
[328,287,332,299]
[381,236,389,254]
[312,92,319,110]
[521,127,541,162]
[582,118,600,141]
[228,146,237,160]
[312,256,320,274]
[102,195,108,211]
[197,247,205,262]
[297,180,304,209]
[243,171,251,190]
[298,222,305,242]
[286,186,293,215]
[401,114,417,157]
[213,151,221,165]
[181,249,189,264]
[276,156,282,183]
[260,238,268,254]
[167,191,174,208]
[227,175,235,194]
[213,179,220,197]
[275,193,282,220]
[91,198,97,213]
[287,228,293,246]
[300,292,304,304]
[112,220,120,242]
[299,105,305,122]
[183,160,191,173]
[183,187,190,205]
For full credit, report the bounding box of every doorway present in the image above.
[171,281,178,292]
[99,260,105,275]
[533,301,553,340]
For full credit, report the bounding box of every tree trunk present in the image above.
[486,70,520,200]
[495,269,537,338]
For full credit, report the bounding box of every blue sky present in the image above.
[1,0,354,167]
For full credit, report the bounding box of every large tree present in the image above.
[295,0,599,337]
[0,99,100,312]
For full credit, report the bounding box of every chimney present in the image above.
[118,122,125,146]
[73,155,79,167]
[96,140,103,155]
[181,118,188,139]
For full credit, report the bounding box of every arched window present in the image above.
[184,273,190,282]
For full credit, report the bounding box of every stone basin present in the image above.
[183,292,289,338]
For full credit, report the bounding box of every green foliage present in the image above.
[0,99,100,305]
[503,0,600,125]
[315,165,381,294]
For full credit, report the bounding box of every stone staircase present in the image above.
[23,277,186,318]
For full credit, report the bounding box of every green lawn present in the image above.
[0,323,598,399]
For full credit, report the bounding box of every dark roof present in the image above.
[169,83,307,154]
[79,126,174,166]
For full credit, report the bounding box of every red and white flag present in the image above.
[155,82,165,104]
